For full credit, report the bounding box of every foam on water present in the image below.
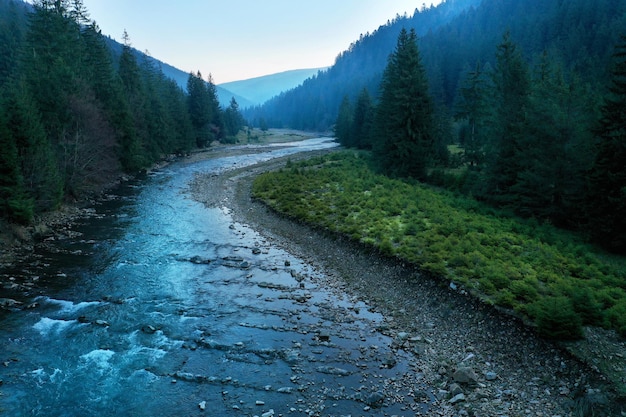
[38,297,102,315]
[79,349,115,370]
[33,317,77,336]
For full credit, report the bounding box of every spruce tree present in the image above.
[187,71,211,147]
[455,62,487,168]
[351,88,374,149]
[224,97,244,139]
[372,28,435,180]
[0,99,34,224]
[334,95,353,147]
[586,35,626,253]
[482,32,531,206]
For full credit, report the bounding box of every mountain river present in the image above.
[0,138,435,416]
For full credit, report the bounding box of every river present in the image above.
[0,138,434,417]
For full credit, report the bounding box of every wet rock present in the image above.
[397,331,409,341]
[261,410,274,417]
[449,393,466,404]
[316,366,350,376]
[364,391,385,408]
[198,400,206,411]
[449,383,463,396]
[252,247,262,255]
[142,325,157,334]
[453,367,479,385]
[317,331,330,342]
[485,371,498,381]
[94,319,110,327]
[0,298,22,310]
[189,255,211,264]
[381,353,397,368]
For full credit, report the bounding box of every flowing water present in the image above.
[0,138,433,416]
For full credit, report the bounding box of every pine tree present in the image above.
[455,62,487,168]
[586,35,626,253]
[206,74,224,142]
[0,97,34,224]
[187,71,212,147]
[5,84,62,212]
[372,28,435,179]
[482,32,531,206]
[224,97,244,139]
[334,95,353,146]
[351,88,374,149]
[117,31,146,171]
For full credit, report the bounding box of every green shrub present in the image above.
[251,150,626,337]
[532,297,583,340]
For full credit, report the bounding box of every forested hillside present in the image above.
[246,0,626,254]
[0,0,244,225]
[245,0,625,130]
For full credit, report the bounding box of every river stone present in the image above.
[198,400,206,411]
[449,383,463,396]
[365,391,385,407]
[485,371,498,381]
[453,367,478,385]
[316,366,351,376]
[449,393,466,404]
[141,325,157,334]
[252,247,262,255]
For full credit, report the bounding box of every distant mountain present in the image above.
[218,68,328,107]
[101,37,251,108]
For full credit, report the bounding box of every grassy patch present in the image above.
[252,151,626,340]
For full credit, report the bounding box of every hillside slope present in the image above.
[219,67,328,106]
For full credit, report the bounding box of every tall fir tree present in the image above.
[482,32,531,206]
[117,31,146,171]
[586,35,626,253]
[5,83,62,212]
[455,62,488,168]
[372,28,436,179]
[351,88,374,149]
[0,99,34,224]
[223,97,244,139]
[334,95,353,147]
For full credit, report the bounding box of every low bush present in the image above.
[252,151,626,339]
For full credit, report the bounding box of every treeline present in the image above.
[335,27,626,254]
[244,0,624,131]
[0,0,244,224]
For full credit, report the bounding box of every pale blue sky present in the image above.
[81,0,443,83]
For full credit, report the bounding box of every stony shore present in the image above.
[189,148,622,417]
[0,139,623,415]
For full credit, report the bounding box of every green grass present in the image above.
[252,151,626,340]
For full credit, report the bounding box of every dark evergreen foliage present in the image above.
[0,0,228,224]
[586,35,626,253]
[371,28,437,180]
[334,95,353,147]
[246,0,624,132]
[351,88,375,150]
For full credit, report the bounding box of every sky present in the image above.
[80,0,444,84]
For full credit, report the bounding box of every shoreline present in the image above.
[0,137,622,414]
[189,150,622,416]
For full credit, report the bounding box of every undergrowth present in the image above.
[252,151,626,340]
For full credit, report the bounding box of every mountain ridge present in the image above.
[218,67,329,107]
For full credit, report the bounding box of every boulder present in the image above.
[453,367,479,385]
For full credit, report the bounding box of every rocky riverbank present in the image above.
[189,149,623,417]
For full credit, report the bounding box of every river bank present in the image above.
[189,149,622,416]
[0,136,622,415]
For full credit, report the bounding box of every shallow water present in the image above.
[0,138,433,416]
